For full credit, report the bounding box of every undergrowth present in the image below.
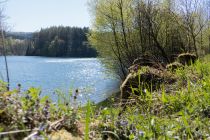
[89,56,210,139]
[0,55,210,139]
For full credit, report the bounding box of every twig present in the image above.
[24,118,65,140]
[23,131,38,140]
[0,22,10,90]
[49,118,65,131]
[0,128,38,136]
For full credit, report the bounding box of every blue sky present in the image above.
[5,0,91,32]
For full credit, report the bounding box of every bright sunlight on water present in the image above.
[0,56,120,104]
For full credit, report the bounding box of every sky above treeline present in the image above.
[4,0,91,32]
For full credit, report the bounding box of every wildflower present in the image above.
[130,123,136,134]
[120,120,128,127]
[43,100,50,120]
[66,103,69,106]
[25,94,30,100]
[35,99,40,110]
[17,83,21,93]
[134,64,139,72]
[75,89,79,96]
[138,130,145,137]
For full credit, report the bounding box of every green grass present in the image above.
[89,55,210,139]
[0,55,210,139]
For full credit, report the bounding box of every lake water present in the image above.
[0,56,120,104]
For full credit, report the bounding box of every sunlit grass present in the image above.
[91,55,210,139]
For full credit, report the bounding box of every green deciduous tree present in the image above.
[88,0,210,79]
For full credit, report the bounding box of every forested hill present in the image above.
[26,26,98,57]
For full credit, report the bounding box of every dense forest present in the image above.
[1,27,98,57]
[26,26,97,57]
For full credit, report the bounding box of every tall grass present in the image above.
[93,55,210,139]
[85,100,91,140]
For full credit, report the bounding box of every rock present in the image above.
[178,53,197,65]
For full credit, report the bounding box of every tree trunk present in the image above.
[1,26,10,90]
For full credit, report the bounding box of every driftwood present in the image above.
[0,118,66,140]
[23,131,39,140]
[0,128,38,136]
[23,118,65,140]
[49,117,65,131]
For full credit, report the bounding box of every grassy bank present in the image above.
[83,56,209,140]
[1,55,210,139]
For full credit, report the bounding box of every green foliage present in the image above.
[0,81,8,92]
[27,26,97,57]
[0,84,81,139]
[85,100,92,140]
[1,55,210,139]
[88,0,210,78]
[91,56,210,139]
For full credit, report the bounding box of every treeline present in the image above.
[5,38,30,55]
[6,32,33,40]
[26,26,97,57]
[89,0,210,78]
[0,32,28,55]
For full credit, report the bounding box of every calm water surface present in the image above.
[0,56,119,104]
